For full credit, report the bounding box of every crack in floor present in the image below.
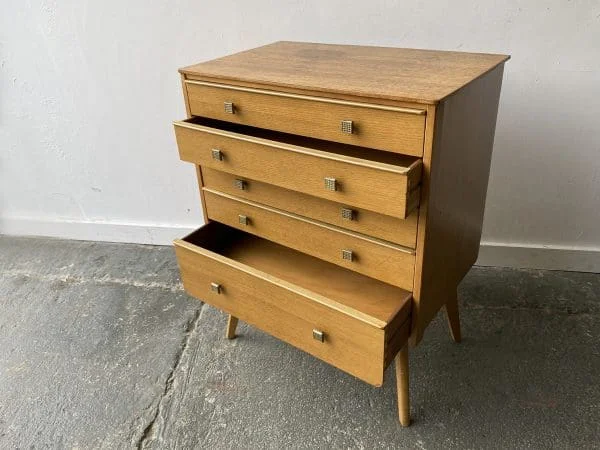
[136,304,204,449]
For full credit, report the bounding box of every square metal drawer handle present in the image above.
[238,214,249,225]
[312,329,325,342]
[340,120,353,134]
[341,249,354,261]
[341,207,355,221]
[210,282,222,294]
[211,149,224,161]
[224,101,235,114]
[234,178,247,190]
[324,177,338,191]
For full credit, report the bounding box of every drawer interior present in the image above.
[182,116,421,170]
[182,222,412,328]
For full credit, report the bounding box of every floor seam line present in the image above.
[1,270,184,293]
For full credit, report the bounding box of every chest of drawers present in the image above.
[172,41,509,426]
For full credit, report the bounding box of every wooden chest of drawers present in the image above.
[172,41,509,425]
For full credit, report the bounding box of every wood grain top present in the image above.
[180,41,509,104]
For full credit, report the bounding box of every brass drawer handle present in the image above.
[210,282,222,294]
[224,101,235,114]
[312,329,325,342]
[340,120,353,134]
[341,207,355,221]
[324,177,337,191]
[238,214,249,225]
[211,149,224,161]
[341,249,354,261]
[234,178,247,190]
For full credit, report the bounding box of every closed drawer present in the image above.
[174,222,412,386]
[174,117,422,219]
[203,189,415,289]
[184,81,426,156]
[201,167,418,248]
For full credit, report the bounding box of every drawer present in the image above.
[174,222,412,386]
[203,189,415,289]
[201,167,418,248]
[184,81,426,156]
[174,117,422,219]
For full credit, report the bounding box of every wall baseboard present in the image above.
[477,242,600,273]
[2,217,599,273]
[0,216,198,246]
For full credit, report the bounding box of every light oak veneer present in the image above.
[174,223,411,386]
[200,167,418,248]
[173,41,509,426]
[174,117,422,219]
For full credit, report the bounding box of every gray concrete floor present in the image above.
[0,236,599,449]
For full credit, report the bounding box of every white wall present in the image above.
[1,1,599,270]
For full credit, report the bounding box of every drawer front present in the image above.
[175,237,389,385]
[203,189,415,289]
[185,81,426,156]
[202,167,418,248]
[175,121,422,219]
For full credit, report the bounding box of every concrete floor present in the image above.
[0,236,599,449]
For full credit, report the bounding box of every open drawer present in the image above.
[174,117,422,219]
[174,222,412,386]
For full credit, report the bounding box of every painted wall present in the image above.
[1,1,599,268]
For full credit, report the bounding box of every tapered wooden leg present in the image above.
[445,290,461,343]
[395,345,410,427]
[225,315,238,339]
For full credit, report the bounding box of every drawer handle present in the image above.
[341,249,354,261]
[324,177,338,191]
[234,178,247,190]
[341,207,355,221]
[238,214,249,225]
[211,149,224,161]
[224,101,235,114]
[210,282,222,294]
[340,120,353,134]
[312,329,325,342]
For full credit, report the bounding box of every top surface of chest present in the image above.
[180,41,509,105]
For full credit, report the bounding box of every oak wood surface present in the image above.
[395,345,410,426]
[177,117,421,169]
[203,189,415,289]
[180,41,509,105]
[180,73,192,117]
[384,313,411,369]
[225,315,238,340]
[411,65,505,344]
[175,42,508,423]
[174,222,412,385]
[194,165,209,223]
[201,167,418,248]
[177,223,412,327]
[180,72,212,228]
[184,82,426,155]
[174,118,421,218]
